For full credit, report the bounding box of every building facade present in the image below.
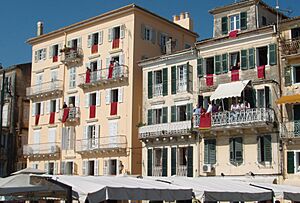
[25,4,197,176]
[0,63,31,177]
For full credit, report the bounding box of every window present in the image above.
[177,105,187,122]
[69,67,76,89]
[88,160,95,175]
[154,149,162,167]
[35,103,41,115]
[291,27,300,40]
[63,161,73,175]
[153,108,162,124]
[92,33,99,45]
[177,65,187,92]
[69,39,78,49]
[256,86,270,108]
[262,16,267,26]
[145,26,152,41]
[50,44,59,57]
[230,14,240,31]
[257,46,268,66]
[160,34,168,47]
[229,137,243,165]
[154,70,162,96]
[178,147,187,166]
[111,89,118,103]
[89,93,96,106]
[206,57,214,74]
[113,27,120,40]
[50,100,56,113]
[34,48,46,62]
[46,162,54,175]
[257,135,272,163]
[68,96,75,107]
[171,103,192,122]
[230,52,240,70]
[104,159,118,175]
[204,139,216,164]
[293,66,300,84]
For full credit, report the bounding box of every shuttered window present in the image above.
[257,135,272,163]
[187,62,193,93]
[197,58,203,77]
[248,48,255,69]
[148,71,153,99]
[162,107,168,123]
[147,149,153,176]
[287,151,295,174]
[147,109,153,125]
[187,146,193,177]
[222,17,228,35]
[162,68,168,96]
[284,66,292,86]
[186,103,193,120]
[215,55,221,75]
[171,66,177,94]
[162,148,168,177]
[204,139,216,164]
[240,12,247,30]
[229,137,243,165]
[171,106,176,122]
[269,44,277,65]
[171,147,177,175]
[222,54,228,73]
[241,50,248,70]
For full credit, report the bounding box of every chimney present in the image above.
[172,12,194,31]
[37,21,44,36]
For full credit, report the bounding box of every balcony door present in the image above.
[293,105,300,136]
[35,73,43,93]
[109,121,118,148]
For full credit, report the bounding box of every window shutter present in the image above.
[241,50,248,70]
[162,107,168,123]
[151,28,156,44]
[106,57,110,69]
[75,95,79,107]
[34,51,38,63]
[222,54,228,73]
[44,162,49,174]
[214,55,221,75]
[284,66,292,86]
[87,35,92,48]
[85,62,90,71]
[85,93,89,108]
[103,160,108,175]
[240,12,247,30]
[61,161,66,175]
[186,103,193,120]
[108,28,113,42]
[157,32,162,46]
[118,87,123,103]
[204,140,209,164]
[99,31,103,45]
[248,48,255,69]
[54,162,58,175]
[58,44,62,56]
[264,86,270,108]
[61,128,67,150]
[42,48,47,60]
[119,54,125,66]
[187,62,193,93]
[162,68,168,96]
[67,40,71,48]
[235,137,243,164]
[78,37,82,48]
[141,24,145,40]
[187,146,193,177]
[148,71,153,99]
[82,160,87,176]
[56,99,60,113]
[147,148,153,176]
[105,89,111,104]
[171,147,177,175]
[197,58,203,77]
[49,45,53,59]
[210,139,216,164]
[171,66,177,94]
[287,151,295,174]
[147,109,153,125]
[221,16,228,35]
[70,127,75,150]
[162,148,168,177]
[40,102,44,115]
[95,125,99,148]
[120,24,125,39]
[257,136,262,163]
[229,138,234,163]
[97,59,102,79]
[264,135,272,162]
[171,105,176,122]
[94,159,99,176]
[96,91,101,106]
[269,44,277,65]
[46,100,50,114]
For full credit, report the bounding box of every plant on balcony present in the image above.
[136,122,146,128]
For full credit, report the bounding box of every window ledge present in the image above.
[107,115,121,120]
[174,96,191,102]
[150,100,165,106]
[33,126,42,130]
[109,48,123,54]
[67,89,78,94]
[48,124,58,128]
[88,54,101,60]
[86,118,98,123]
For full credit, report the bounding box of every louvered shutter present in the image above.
[94,159,99,176]
[34,51,38,63]
[103,160,108,175]
[235,137,243,164]
[162,148,168,177]
[147,148,153,176]
[99,31,103,45]
[240,12,247,30]
[210,139,216,164]
[171,66,177,94]
[284,66,292,86]
[186,103,193,120]
[197,58,203,77]
[78,37,82,48]
[204,140,209,164]
[54,162,58,175]
[171,147,177,175]
[248,48,255,69]
[187,62,193,93]
[229,138,234,163]
[269,44,277,65]
[257,136,262,163]
[162,107,168,123]
[120,24,125,39]
[58,44,62,56]
[96,91,101,106]
[171,105,176,122]
[61,161,66,175]
[87,35,92,48]
[40,102,44,115]
[187,146,193,177]
[118,87,123,103]
[215,55,221,74]
[85,93,89,108]
[108,28,113,42]
[105,89,111,104]
[82,160,87,176]
[46,100,50,114]
[95,125,99,149]
[151,28,156,44]
[75,95,79,107]
[287,151,295,174]
[221,16,228,35]
[162,68,168,96]
[56,99,60,113]
[241,50,248,70]
[61,128,67,150]
[222,54,228,73]
[148,71,153,99]
[147,109,153,125]
[44,162,49,174]
[264,135,272,162]
[49,45,53,59]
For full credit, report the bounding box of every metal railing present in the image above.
[153,83,163,97]
[59,107,80,121]
[177,80,187,93]
[153,166,162,177]
[177,165,187,176]
[281,38,300,56]
[60,47,83,63]
[23,142,60,155]
[26,80,63,97]
[280,120,300,138]
[78,65,128,86]
[76,135,127,152]
[139,120,191,139]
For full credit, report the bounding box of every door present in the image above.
[293,105,300,136]
[109,121,118,148]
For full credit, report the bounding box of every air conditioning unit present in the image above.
[202,164,212,173]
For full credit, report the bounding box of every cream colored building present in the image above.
[25,4,197,176]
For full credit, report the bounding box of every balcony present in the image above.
[26,80,63,100]
[23,142,60,159]
[78,65,128,90]
[280,121,300,138]
[76,135,127,155]
[153,166,162,176]
[177,81,187,93]
[60,47,83,65]
[139,121,191,139]
[59,107,80,124]
[281,38,300,57]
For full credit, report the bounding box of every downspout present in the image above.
[255,2,259,28]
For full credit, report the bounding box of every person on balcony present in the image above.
[206,101,212,114]
[231,100,241,111]
[241,100,250,109]
[63,102,68,109]
[85,67,91,83]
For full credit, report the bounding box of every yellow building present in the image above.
[25,4,197,176]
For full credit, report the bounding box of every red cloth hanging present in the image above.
[35,114,40,126]
[49,112,55,124]
[85,70,91,83]
[52,55,58,62]
[112,38,120,49]
[62,108,70,123]
[89,105,96,118]
[229,30,238,38]
[257,65,265,79]
[91,44,98,54]
[206,74,214,86]
[108,63,114,79]
[199,113,211,129]
[231,70,239,81]
[110,102,118,116]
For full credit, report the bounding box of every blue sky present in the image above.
[0,0,299,67]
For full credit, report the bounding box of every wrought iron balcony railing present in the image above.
[177,165,187,176]
[280,120,300,138]
[153,166,162,177]
[23,142,60,156]
[60,47,83,64]
[281,38,300,56]
[153,84,163,97]
[26,80,63,98]
[139,120,191,139]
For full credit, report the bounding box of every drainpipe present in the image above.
[0,71,4,176]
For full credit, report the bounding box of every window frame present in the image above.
[229,14,240,31]
[292,65,300,85]
[69,67,76,89]
[144,26,152,41]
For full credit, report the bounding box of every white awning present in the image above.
[210,80,250,100]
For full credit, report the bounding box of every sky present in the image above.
[0,0,299,67]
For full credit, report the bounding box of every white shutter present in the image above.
[32,103,36,116]
[108,28,113,42]
[118,87,123,103]
[54,162,58,175]
[87,34,92,48]
[40,102,44,115]
[42,48,47,60]
[85,93,89,108]
[49,45,53,59]
[97,59,102,79]
[105,89,111,105]
[67,40,71,48]
[44,162,49,174]
[99,31,103,45]
[61,161,66,175]
[75,95,79,107]
[106,57,110,69]
[120,24,125,39]
[58,43,62,56]
[82,160,88,176]
[83,126,88,151]
[96,91,101,106]
[34,51,38,63]
[103,160,108,175]
[2,104,8,127]
[56,99,60,113]
[78,37,82,48]
[46,100,50,114]
[119,54,125,66]
[94,159,99,176]
[61,128,67,150]
[69,126,75,150]
[95,125,100,148]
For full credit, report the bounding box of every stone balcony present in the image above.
[59,107,80,125]
[281,38,300,57]
[23,142,60,159]
[60,47,83,65]
[26,80,63,100]
[280,120,300,139]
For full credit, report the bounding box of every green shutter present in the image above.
[257,136,262,163]
[248,48,255,69]
[222,16,228,35]
[148,71,153,99]
[264,135,272,162]
[162,148,168,176]
[253,89,257,108]
[222,54,228,73]
[284,66,292,86]
[171,66,177,94]
[147,109,152,125]
[147,149,153,176]
[187,146,193,177]
[171,105,176,122]
[162,68,168,96]
[229,138,234,163]
[187,62,193,93]
[269,44,277,65]
[171,147,177,175]
[240,12,247,30]
[287,151,295,174]
[197,58,203,77]
[235,137,243,164]
[162,107,168,123]
[215,55,221,75]
[204,140,209,164]
[186,103,193,120]
[210,139,216,164]
[241,50,248,70]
